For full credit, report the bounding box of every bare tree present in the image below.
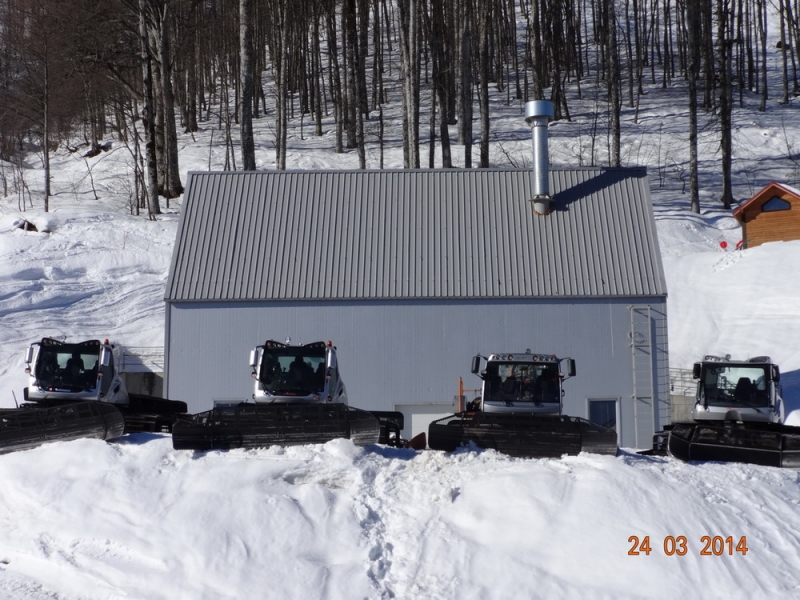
[605,0,622,166]
[422,0,452,168]
[269,0,289,169]
[717,0,734,209]
[686,0,701,213]
[140,0,161,218]
[458,0,474,168]
[2,0,83,211]
[477,0,490,167]
[398,0,421,168]
[240,0,256,170]
[2,0,799,218]
[152,0,183,199]
[757,0,768,111]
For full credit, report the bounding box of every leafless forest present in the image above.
[1,0,799,216]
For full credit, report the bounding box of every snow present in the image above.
[3,29,800,600]
[1,437,800,599]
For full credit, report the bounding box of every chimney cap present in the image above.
[525,100,554,123]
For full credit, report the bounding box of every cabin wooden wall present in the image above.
[740,190,800,248]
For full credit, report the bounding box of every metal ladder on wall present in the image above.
[629,305,655,449]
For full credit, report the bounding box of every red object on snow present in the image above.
[720,241,728,249]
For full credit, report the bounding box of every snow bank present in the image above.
[1,438,799,599]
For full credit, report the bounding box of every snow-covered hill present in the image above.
[2,436,799,599]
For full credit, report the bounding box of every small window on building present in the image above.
[761,196,791,212]
[589,399,617,431]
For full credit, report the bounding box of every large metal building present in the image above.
[163,164,669,449]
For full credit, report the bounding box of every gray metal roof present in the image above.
[165,168,667,302]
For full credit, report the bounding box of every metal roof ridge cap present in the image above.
[184,167,649,175]
[164,292,668,303]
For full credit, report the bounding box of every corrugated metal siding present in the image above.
[164,297,669,449]
[165,168,667,301]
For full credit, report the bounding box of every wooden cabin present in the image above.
[733,182,800,249]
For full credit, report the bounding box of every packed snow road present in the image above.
[0,436,799,600]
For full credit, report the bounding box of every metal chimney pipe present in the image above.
[525,100,554,214]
